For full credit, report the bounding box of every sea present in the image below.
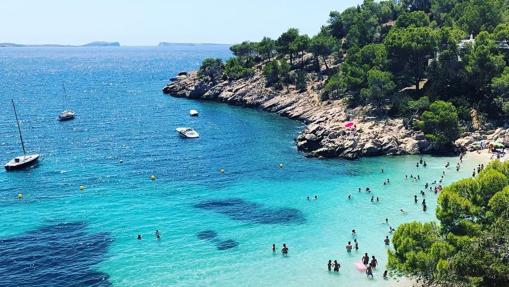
[0,46,485,287]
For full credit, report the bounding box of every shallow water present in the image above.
[0,46,485,287]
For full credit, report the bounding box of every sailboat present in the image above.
[58,83,76,121]
[5,100,40,171]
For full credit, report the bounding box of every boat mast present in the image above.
[62,82,67,110]
[11,99,27,155]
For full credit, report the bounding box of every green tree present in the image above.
[360,69,396,111]
[384,26,436,93]
[395,11,430,28]
[492,67,509,116]
[198,58,224,83]
[401,0,432,12]
[457,0,504,35]
[230,41,258,66]
[263,60,290,87]
[324,73,343,100]
[224,58,254,80]
[418,101,460,143]
[290,35,310,68]
[257,37,276,61]
[276,28,299,65]
[309,34,337,70]
[295,70,307,91]
[327,11,346,39]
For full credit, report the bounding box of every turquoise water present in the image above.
[0,47,485,287]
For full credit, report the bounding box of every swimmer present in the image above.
[386,178,390,184]
[389,226,395,233]
[423,161,427,167]
[383,270,388,279]
[381,168,384,173]
[400,208,406,214]
[352,229,357,236]
[376,197,379,202]
[371,196,374,202]
[137,234,142,240]
[314,195,318,200]
[334,260,340,272]
[414,195,418,203]
[423,203,427,212]
[272,244,276,252]
[155,230,161,240]
[385,218,389,225]
[384,236,390,246]
[405,175,408,180]
[307,196,310,200]
[281,243,288,255]
[419,158,423,164]
[354,239,359,250]
[348,194,352,200]
[328,260,332,271]
[346,241,353,252]
[358,188,361,192]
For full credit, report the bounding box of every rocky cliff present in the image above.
[162,69,509,159]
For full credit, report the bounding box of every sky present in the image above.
[0,0,362,46]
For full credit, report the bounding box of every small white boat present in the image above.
[58,110,76,121]
[5,99,40,171]
[176,127,199,138]
[189,109,199,117]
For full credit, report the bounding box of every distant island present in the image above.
[0,41,120,47]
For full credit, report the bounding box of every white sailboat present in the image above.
[5,100,40,171]
[58,83,76,121]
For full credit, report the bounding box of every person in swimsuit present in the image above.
[333,260,340,272]
[328,260,332,271]
[346,241,353,252]
[362,253,369,265]
[137,234,142,240]
[383,270,388,279]
[155,230,161,240]
[370,256,378,268]
[272,244,276,252]
[354,239,359,250]
[384,236,390,245]
[366,265,374,278]
[281,243,288,255]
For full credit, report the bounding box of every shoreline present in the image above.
[162,70,509,160]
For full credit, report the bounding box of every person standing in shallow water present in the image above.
[137,234,142,240]
[346,241,353,253]
[272,244,276,252]
[155,230,161,240]
[328,260,332,271]
[354,239,359,251]
[333,260,340,272]
[384,236,390,246]
[362,253,369,265]
[281,243,288,255]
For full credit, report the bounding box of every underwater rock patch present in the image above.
[0,222,112,287]
[194,198,305,224]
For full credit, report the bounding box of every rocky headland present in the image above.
[163,67,509,160]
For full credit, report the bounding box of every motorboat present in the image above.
[189,109,199,117]
[176,127,199,138]
[5,99,40,171]
[58,110,76,121]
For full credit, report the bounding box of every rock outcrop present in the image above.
[162,70,507,159]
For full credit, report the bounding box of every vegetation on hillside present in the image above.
[389,160,509,286]
[197,0,509,146]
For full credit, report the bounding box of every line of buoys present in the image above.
[150,175,157,181]
[80,184,86,191]
[17,193,23,199]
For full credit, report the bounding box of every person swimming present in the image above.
[383,270,388,279]
[385,218,389,224]
[354,239,359,250]
[371,196,374,202]
[352,229,357,237]
[348,194,352,200]
[384,236,390,246]
[272,244,276,252]
[314,195,318,200]
[155,230,161,240]
[414,195,418,203]
[137,234,142,240]
[400,208,406,213]
[328,260,332,271]
[376,197,379,202]
[346,241,353,252]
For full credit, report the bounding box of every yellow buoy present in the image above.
[219,168,225,174]
[150,175,157,181]
[279,163,284,168]
[80,185,86,191]
[17,193,23,199]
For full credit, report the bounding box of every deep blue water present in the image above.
[0,46,486,287]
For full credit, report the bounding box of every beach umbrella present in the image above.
[344,121,354,128]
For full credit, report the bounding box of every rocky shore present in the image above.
[163,70,509,160]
